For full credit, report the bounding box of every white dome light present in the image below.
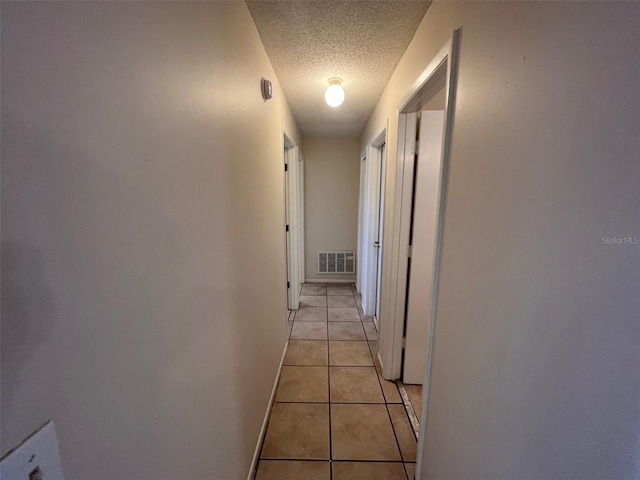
[325,78,344,107]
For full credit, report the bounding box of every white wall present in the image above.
[1,3,300,479]
[303,138,360,282]
[362,2,640,479]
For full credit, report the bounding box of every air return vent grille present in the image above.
[318,252,355,274]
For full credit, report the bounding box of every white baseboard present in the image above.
[246,341,288,480]
[305,278,354,284]
[377,351,384,373]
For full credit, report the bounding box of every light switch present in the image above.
[0,421,64,480]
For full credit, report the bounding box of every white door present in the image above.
[361,140,385,319]
[285,144,302,310]
[403,110,445,385]
[356,155,366,291]
[373,143,386,320]
[297,151,305,285]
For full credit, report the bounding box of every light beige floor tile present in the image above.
[331,404,401,460]
[404,463,416,480]
[301,285,327,296]
[294,304,327,322]
[294,306,327,322]
[276,366,329,402]
[329,341,373,366]
[368,340,378,357]
[328,308,361,322]
[300,295,327,307]
[388,405,417,461]
[332,462,407,480]
[261,403,329,459]
[405,384,423,416]
[363,320,378,340]
[375,363,402,403]
[327,285,353,295]
[328,322,366,340]
[284,341,328,366]
[330,367,384,403]
[256,460,330,480]
[291,322,327,340]
[327,295,357,308]
[354,293,362,307]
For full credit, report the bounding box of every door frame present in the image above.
[402,109,445,385]
[356,151,367,292]
[360,128,387,321]
[378,31,459,474]
[297,150,306,287]
[283,130,303,311]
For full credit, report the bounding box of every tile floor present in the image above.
[256,283,417,480]
[405,384,423,419]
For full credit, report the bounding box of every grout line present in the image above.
[274,400,388,405]
[327,301,333,480]
[397,380,420,439]
[287,286,408,475]
[353,319,407,465]
[261,457,407,464]
[385,403,407,464]
[273,401,332,405]
[249,342,289,480]
[404,462,415,480]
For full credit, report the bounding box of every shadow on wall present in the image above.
[0,111,259,477]
[1,241,56,395]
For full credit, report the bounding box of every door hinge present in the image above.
[401,337,407,349]
[284,163,288,172]
[415,140,420,153]
[407,245,413,258]
[287,281,290,289]
[286,224,289,232]
[408,141,416,157]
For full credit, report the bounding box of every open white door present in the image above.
[403,111,445,385]
[297,151,305,285]
[284,139,303,310]
[373,144,386,322]
[361,134,386,320]
[356,153,366,292]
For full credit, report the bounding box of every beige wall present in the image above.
[363,2,640,479]
[1,3,300,479]
[303,137,360,282]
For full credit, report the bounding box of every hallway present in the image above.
[3,3,638,479]
[256,283,417,479]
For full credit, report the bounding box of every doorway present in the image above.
[359,130,387,328]
[283,132,305,312]
[402,94,446,385]
[372,30,459,475]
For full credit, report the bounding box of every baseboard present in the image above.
[305,278,354,284]
[247,341,288,480]
[377,351,385,373]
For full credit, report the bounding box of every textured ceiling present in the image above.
[246,1,431,138]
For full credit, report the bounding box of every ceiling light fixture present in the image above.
[324,78,344,107]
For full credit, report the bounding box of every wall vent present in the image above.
[318,252,355,274]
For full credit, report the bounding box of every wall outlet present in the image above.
[0,421,64,480]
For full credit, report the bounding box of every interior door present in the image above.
[403,110,445,385]
[362,141,385,319]
[285,144,301,310]
[373,143,386,320]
